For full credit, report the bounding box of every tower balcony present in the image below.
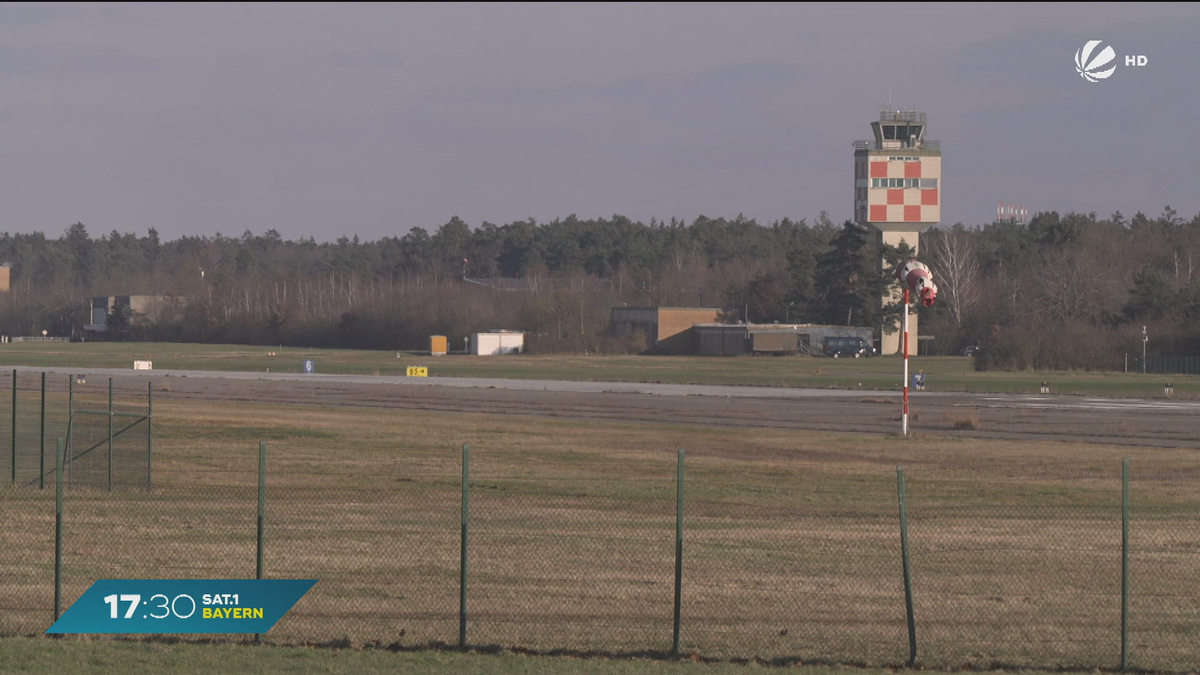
[853,139,940,152]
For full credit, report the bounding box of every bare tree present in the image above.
[926,227,980,329]
[1027,242,1122,325]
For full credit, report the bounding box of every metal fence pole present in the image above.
[258,441,266,580]
[67,375,73,487]
[672,449,685,656]
[257,440,266,644]
[11,369,16,483]
[147,384,153,490]
[897,466,917,667]
[107,378,113,492]
[54,437,64,621]
[1121,457,1130,671]
[39,372,46,490]
[459,444,470,650]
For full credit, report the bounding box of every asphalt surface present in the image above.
[12,366,1200,448]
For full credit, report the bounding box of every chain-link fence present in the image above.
[0,370,151,491]
[906,468,1122,668]
[2,434,1200,671]
[1131,355,1200,375]
[1,371,69,488]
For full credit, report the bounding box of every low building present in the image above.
[83,295,175,337]
[694,324,752,356]
[470,330,525,355]
[694,324,876,357]
[610,307,729,354]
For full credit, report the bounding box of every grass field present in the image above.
[0,341,1195,398]
[2,345,1200,672]
[2,390,1198,672]
[0,636,913,675]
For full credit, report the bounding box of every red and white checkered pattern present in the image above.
[856,155,941,224]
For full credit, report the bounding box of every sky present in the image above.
[1,2,1198,242]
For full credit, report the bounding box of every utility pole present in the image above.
[1142,326,1148,374]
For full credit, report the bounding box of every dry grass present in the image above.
[945,409,980,430]
[3,397,1200,671]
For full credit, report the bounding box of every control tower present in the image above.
[853,107,941,354]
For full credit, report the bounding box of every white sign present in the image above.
[134,361,153,371]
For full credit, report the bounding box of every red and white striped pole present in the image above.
[902,287,909,436]
[895,260,936,436]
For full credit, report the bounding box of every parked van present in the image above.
[823,336,875,358]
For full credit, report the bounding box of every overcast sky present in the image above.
[1,2,1198,242]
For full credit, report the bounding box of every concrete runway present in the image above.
[11,366,1200,448]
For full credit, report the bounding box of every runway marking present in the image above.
[979,396,1200,412]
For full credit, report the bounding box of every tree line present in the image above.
[0,207,1197,370]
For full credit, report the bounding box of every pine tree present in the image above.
[813,221,877,326]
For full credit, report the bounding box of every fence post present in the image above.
[672,449,685,656]
[107,378,113,492]
[459,444,470,650]
[897,466,917,667]
[147,384,153,490]
[67,375,73,487]
[1121,457,1130,671]
[257,440,266,644]
[11,369,16,483]
[257,441,266,580]
[39,372,46,490]
[54,437,64,622]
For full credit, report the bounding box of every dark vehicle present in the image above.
[960,345,978,356]
[823,336,875,358]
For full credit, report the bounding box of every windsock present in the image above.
[896,260,937,307]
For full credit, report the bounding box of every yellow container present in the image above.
[429,335,448,356]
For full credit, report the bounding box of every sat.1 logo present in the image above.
[1075,40,1148,83]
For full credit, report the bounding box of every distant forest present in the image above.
[1,207,1198,370]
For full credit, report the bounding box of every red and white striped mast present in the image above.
[903,287,910,434]
[896,261,938,435]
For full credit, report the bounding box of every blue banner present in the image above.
[47,579,316,634]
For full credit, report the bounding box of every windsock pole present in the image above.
[895,259,935,437]
[902,288,909,436]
